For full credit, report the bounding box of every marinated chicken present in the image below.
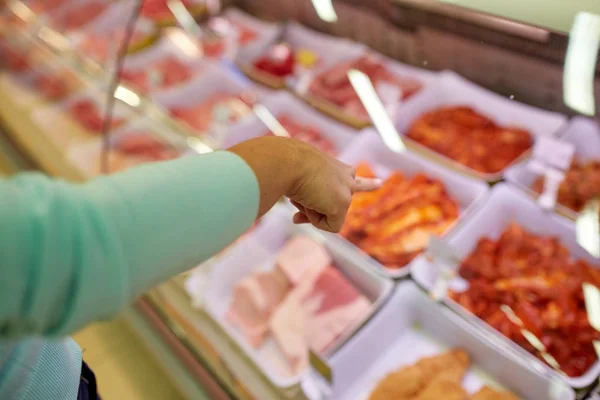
[341,163,459,269]
[451,223,600,377]
[532,159,600,212]
[407,106,533,174]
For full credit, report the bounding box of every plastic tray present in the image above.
[320,129,488,279]
[119,35,208,97]
[394,71,568,182]
[327,282,575,400]
[302,51,438,129]
[66,2,159,58]
[48,0,113,33]
[222,91,358,154]
[154,63,264,137]
[505,116,600,220]
[411,183,600,388]
[202,206,394,389]
[31,84,137,148]
[199,8,280,60]
[237,21,365,89]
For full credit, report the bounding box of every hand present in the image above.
[229,136,380,233]
[287,145,380,232]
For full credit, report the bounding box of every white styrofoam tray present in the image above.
[316,129,489,279]
[394,71,568,182]
[412,183,600,388]
[48,0,113,32]
[202,8,279,59]
[222,91,359,154]
[328,281,575,400]
[154,63,266,136]
[505,116,600,220]
[236,21,366,82]
[119,35,209,97]
[202,206,394,389]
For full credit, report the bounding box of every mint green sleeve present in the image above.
[0,151,259,339]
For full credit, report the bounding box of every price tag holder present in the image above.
[294,68,314,96]
[528,137,575,210]
[426,236,462,301]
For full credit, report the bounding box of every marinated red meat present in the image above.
[121,57,194,94]
[78,29,148,64]
[341,163,459,269]
[169,93,250,133]
[407,106,533,174]
[262,114,337,155]
[308,56,423,121]
[451,223,600,377]
[532,159,600,212]
[68,99,125,133]
[25,0,70,13]
[52,1,108,31]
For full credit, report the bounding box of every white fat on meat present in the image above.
[227,269,291,348]
[269,291,309,375]
[276,236,331,285]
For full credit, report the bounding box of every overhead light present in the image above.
[113,86,141,107]
[252,104,290,138]
[165,28,202,58]
[348,69,405,153]
[311,0,338,23]
[186,137,213,154]
[576,197,600,258]
[563,12,600,116]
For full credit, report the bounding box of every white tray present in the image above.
[505,116,600,220]
[119,36,209,98]
[328,282,575,400]
[237,21,366,82]
[394,71,568,182]
[321,129,489,279]
[412,183,600,388]
[48,0,113,32]
[203,8,279,59]
[223,91,358,154]
[202,206,394,389]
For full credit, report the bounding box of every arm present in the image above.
[0,151,259,338]
[0,136,358,340]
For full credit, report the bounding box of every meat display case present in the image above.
[2,0,600,399]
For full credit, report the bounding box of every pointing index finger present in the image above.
[352,177,382,193]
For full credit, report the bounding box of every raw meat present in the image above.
[308,55,423,121]
[121,56,195,94]
[471,386,520,400]
[407,106,533,174]
[451,223,600,377]
[202,19,258,58]
[341,163,459,269]
[33,67,81,101]
[0,43,29,73]
[269,292,309,374]
[302,267,371,353]
[52,1,108,31]
[226,235,372,374]
[253,43,295,78]
[532,159,600,213]
[141,0,197,21]
[275,235,331,285]
[78,28,151,64]
[263,114,337,155]
[170,93,250,134]
[115,133,181,162]
[68,99,125,133]
[24,0,71,13]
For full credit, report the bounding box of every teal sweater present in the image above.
[0,152,259,399]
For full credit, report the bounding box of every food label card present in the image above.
[532,136,575,171]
